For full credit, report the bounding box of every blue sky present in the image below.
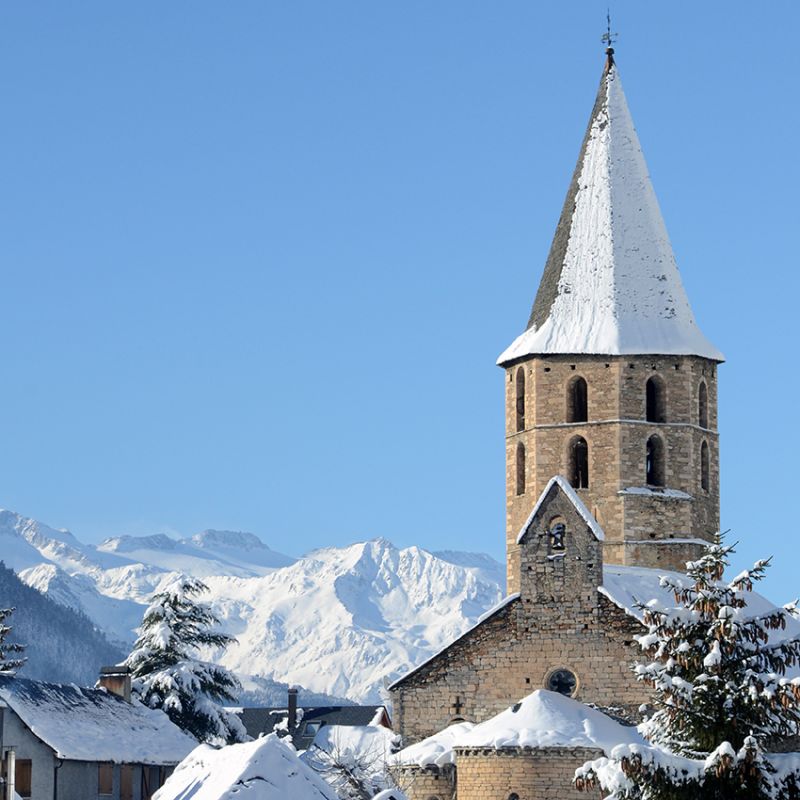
[1,3,798,597]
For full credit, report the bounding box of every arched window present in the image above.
[508,795,520,800]
[646,435,665,487]
[646,376,666,423]
[516,442,526,496]
[515,367,526,432]
[567,376,588,423]
[568,436,589,489]
[701,440,710,492]
[699,382,709,429]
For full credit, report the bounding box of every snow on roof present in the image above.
[457,690,644,751]
[498,63,723,364]
[387,593,520,690]
[391,721,475,768]
[0,675,196,764]
[308,723,397,759]
[394,691,644,766]
[153,734,339,800]
[516,476,605,544]
[601,564,800,654]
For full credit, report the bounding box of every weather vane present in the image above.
[601,9,618,49]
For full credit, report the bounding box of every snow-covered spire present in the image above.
[498,58,723,365]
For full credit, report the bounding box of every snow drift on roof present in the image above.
[601,564,800,653]
[391,721,475,768]
[153,734,339,800]
[0,676,195,764]
[393,691,644,767]
[455,689,645,751]
[498,64,722,364]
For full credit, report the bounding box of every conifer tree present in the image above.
[124,578,246,744]
[576,540,800,799]
[0,606,26,674]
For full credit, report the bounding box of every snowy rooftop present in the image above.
[498,61,722,364]
[393,690,644,767]
[601,564,800,654]
[153,734,339,800]
[0,675,196,764]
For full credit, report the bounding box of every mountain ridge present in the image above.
[0,507,504,702]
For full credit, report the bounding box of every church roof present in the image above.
[392,690,644,766]
[498,56,723,365]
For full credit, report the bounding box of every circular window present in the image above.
[546,668,577,697]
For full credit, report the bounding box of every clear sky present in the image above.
[1,3,798,597]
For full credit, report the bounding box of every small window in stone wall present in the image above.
[515,366,526,432]
[546,668,578,696]
[508,794,521,800]
[701,440,710,492]
[568,435,589,489]
[646,375,667,423]
[567,375,588,422]
[516,442,526,495]
[699,381,709,428]
[646,434,666,487]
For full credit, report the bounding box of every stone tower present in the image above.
[498,52,723,593]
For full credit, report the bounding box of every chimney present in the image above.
[287,687,298,731]
[99,665,132,702]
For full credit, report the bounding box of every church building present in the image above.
[389,47,725,800]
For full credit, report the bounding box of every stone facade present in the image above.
[455,747,603,800]
[390,480,647,743]
[391,765,456,800]
[505,354,719,591]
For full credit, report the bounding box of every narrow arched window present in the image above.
[699,382,708,429]
[516,442,526,496]
[567,376,588,423]
[646,376,666,423]
[646,435,665,487]
[515,367,526,432]
[701,440,710,492]
[568,436,589,489]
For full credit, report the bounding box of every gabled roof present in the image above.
[498,58,722,365]
[0,675,196,764]
[516,475,605,545]
[153,734,339,800]
[237,705,390,750]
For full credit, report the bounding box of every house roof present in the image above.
[0,675,196,764]
[237,705,390,750]
[153,734,339,800]
[497,57,722,365]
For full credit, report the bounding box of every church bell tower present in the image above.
[499,50,722,593]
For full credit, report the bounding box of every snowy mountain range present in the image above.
[0,508,504,703]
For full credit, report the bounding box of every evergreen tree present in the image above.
[124,578,246,744]
[0,606,25,674]
[576,540,800,799]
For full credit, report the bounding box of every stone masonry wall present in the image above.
[505,354,720,591]
[390,765,456,800]
[390,593,645,744]
[455,747,603,800]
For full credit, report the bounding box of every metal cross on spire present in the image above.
[601,9,618,69]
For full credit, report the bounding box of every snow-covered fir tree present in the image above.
[0,606,25,674]
[575,540,800,800]
[124,577,246,744]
